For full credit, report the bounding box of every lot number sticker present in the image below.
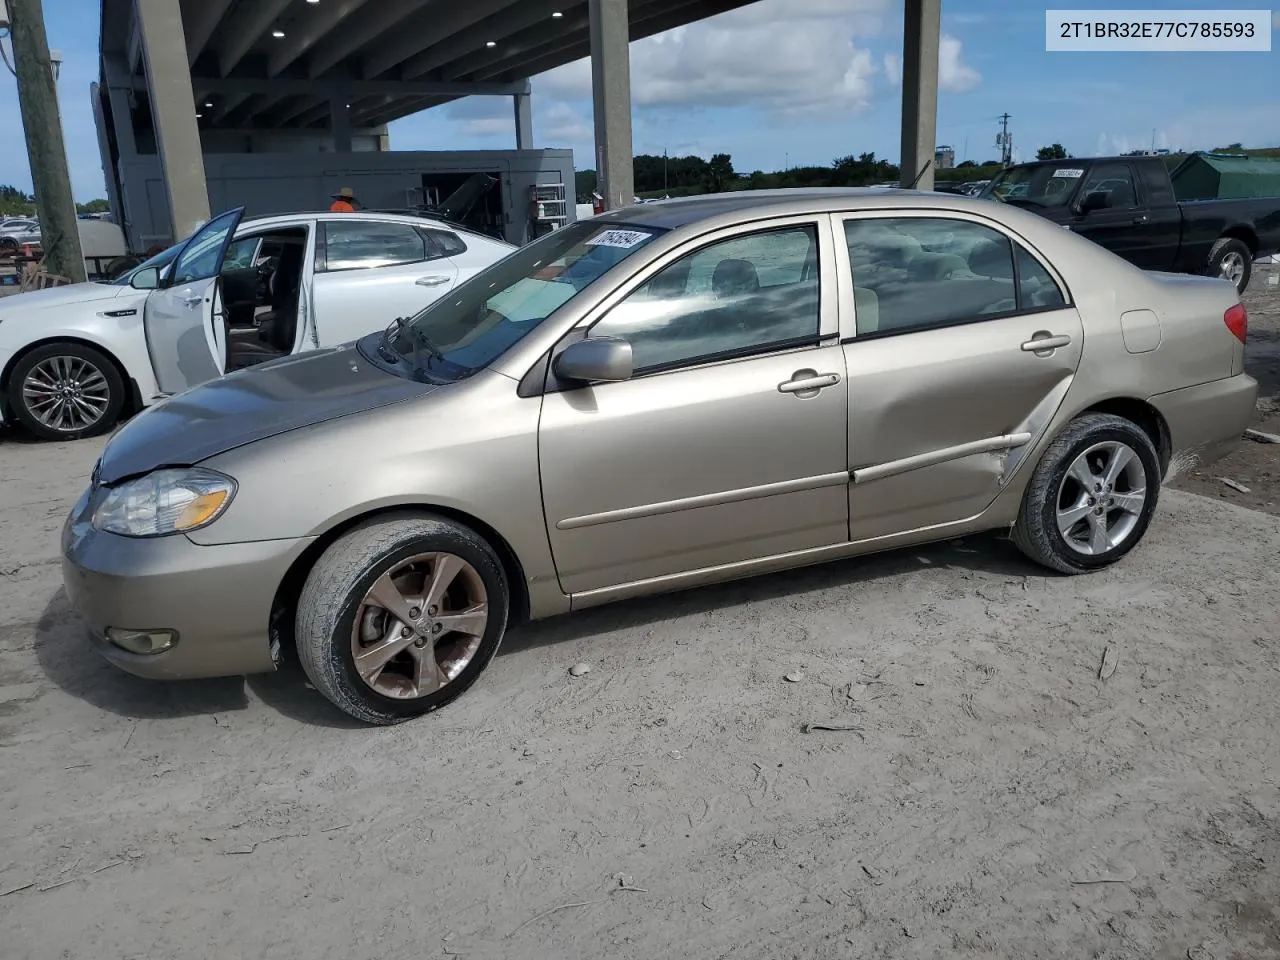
[1052,168,1085,178]
[586,229,651,248]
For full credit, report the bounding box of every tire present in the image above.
[295,512,510,725]
[1206,237,1252,294]
[1012,413,1161,575]
[6,342,126,441]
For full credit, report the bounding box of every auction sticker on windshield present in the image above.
[586,229,653,249]
[1053,168,1085,178]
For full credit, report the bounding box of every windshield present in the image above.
[107,241,185,285]
[366,220,664,381]
[984,164,1084,206]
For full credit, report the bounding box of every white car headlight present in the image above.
[92,468,236,537]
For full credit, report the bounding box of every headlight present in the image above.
[92,468,236,537]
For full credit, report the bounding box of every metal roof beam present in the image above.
[180,0,235,66]
[360,0,511,80]
[169,76,530,98]
[304,0,437,78]
[447,0,673,81]
[268,0,374,78]
[403,0,579,80]
[490,0,749,81]
[213,0,294,77]
[357,96,454,128]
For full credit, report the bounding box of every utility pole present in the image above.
[8,0,86,282]
[996,112,1012,167]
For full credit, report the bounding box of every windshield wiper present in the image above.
[377,316,450,379]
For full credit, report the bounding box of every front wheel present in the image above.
[1012,413,1161,574]
[6,342,126,441]
[1206,237,1252,294]
[295,513,510,725]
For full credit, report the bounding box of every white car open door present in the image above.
[143,207,244,395]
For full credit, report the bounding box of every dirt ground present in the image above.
[1169,262,1280,513]
[3,275,1280,960]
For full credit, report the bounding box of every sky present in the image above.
[1,0,1278,201]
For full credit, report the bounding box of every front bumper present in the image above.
[1149,373,1259,473]
[61,485,314,680]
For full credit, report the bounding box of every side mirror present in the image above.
[130,266,160,290]
[1077,191,1109,214]
[554,336,634,383]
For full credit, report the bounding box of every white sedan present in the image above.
[0,209,513,440]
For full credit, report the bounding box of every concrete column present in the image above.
[513,92,533,151]
[135,0,210,240]
[589,0,634,210]
[898,0,940,192]
[329,98,353,152]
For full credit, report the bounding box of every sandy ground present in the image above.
[2,418,1280,957]
[1169,262,1280,513]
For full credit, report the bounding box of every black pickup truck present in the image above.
[978,155,1280,293]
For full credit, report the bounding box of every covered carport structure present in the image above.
[98,0,942,242]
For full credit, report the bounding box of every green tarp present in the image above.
[1171,152,1280,201]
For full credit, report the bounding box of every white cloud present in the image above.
[879,35,980,93]
[938,35,981,92]
[536,0,890,115]
[540,101,593,145]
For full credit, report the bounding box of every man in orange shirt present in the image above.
[329,187,358,213]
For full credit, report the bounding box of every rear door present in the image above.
[836,212,1083,541]
[311,218,459,346]
[143,208,244,394]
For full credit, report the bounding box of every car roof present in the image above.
[594,187,1012,231]
[237,210,508,244]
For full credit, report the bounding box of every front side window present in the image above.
[370,219,664,381]
[1080,163,1138,210]
[170,209,240,284]
[845,217,1064,336]
[324,221,427,271]
[588,225,821,373]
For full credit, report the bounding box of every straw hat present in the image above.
[332,186,356,200]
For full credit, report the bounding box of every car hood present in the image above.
[0,281,126,315]
[96,343,434,484]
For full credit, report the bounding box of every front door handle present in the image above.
[1132,215,1149,225]
[416,275,451,287]
[778,371,842,395]
[1021,332,1072,354]
[182,294,204,307]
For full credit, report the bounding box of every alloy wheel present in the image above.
[1055,441,1147,556]
[349,552,489,699]
[21,355,112,432]
[1218,251,1246,285]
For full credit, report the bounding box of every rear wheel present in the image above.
[295,513,510,725]
[1206,237,1252,294]
[1012,413,1161,574]
[6,342,126,441]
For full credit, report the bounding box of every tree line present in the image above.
[1,184,109,217]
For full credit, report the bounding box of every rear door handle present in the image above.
[778,372,842,394]
[1021,333,1072,353]
[416,275,451,287]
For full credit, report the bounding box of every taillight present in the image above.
[1224,303,1248,344]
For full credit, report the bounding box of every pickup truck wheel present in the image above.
[1206,237,1252,294]
[6,342,125,441]
[295,513,510,725]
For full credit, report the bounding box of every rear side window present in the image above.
[844,217,1065,336]
[322,221,426,271]
[422,229,468,258]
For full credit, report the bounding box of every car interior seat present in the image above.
[255,242,305,354]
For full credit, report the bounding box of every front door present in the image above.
[539,219,850,596]
[1068,162,1164,268]
[143,207,244,394]
[837,212,1084,541]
